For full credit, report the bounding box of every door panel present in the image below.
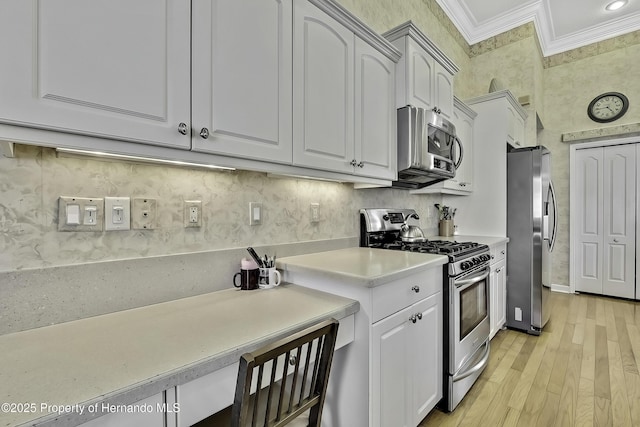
[191,0,293,162]
[293,1,354,173]
[603,144,635,298]
[574,144,636,298]
[372,308,410,427]
[574,148,604,294]
[0,0,191,149]
[354,38,396,180]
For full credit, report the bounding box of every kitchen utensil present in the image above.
[246,247,264,267]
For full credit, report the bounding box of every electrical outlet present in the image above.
[310,203,320,223]
[105,197,131,231]
[132,198,157,230]
[58,196,104,232]
[249,202,262,226]
[184,200,202,228]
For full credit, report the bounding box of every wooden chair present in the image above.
[194,318,339,427]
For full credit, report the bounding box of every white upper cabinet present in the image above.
[383,22,458,120]
[506,103,526,148]
[293,0,399,180]
[0,0,400,185]
[293,1,354,174]
[191,0,293,163]
[0,0,191,149]
[354,38,397,180]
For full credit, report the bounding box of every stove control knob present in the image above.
[382,214,389,221]
[460,261,472,270]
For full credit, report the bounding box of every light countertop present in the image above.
[277,247,448,287]
[0,285,358,427]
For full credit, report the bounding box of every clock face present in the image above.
[587,92,629,123]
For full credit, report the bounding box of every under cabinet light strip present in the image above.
[55,148,235,171]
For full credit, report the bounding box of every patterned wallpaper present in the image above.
[0,145,441,272]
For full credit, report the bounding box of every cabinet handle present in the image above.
[357,161,364,168]
[350,159,357,166]
[613,238,620,243]
[432,107,442,114]
[410,314,417,324]
[411,285,420,293]
[288,354,297,366]
[416,312,423,320]
[199,128,210,139]
[178,122,188,135]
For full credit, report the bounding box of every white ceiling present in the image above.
[436,0,640,56]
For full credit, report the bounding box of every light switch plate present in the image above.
[310,203,320,223]
[132,198,157,230]
[249,202,262,226]
[58,196,104,232]
[105,197,131,231]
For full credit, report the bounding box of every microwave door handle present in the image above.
[454,136,464,169]
[414,108,424,168]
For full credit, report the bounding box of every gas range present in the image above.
[360,208,490,276]
[360,208,492,412]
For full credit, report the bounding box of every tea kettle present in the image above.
[399,212,426,243]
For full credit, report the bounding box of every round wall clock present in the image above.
[587,92,629,123]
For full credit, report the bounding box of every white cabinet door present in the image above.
[574,145,636,298]
[392,35,454,119]
[410,293,442,425]
[354,37,396,181]
[293,1,354,174]
[0,0,191,149]
[372,306,412,427]
[372,293,442,427]
[80,393,166,427]
[452,105,474,191]
[403,38,435,111]
[490,259,506,339]
[191,0,293,163]
[433,62,454,120]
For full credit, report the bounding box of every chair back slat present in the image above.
[231,318,339,427]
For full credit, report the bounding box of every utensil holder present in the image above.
[439,220,454,237]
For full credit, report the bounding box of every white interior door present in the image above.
[602,144,636,298]
[574,147,604,294]
[574,144,636,298]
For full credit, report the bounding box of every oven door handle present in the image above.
[455,266,490,290]
[452,340,490,382]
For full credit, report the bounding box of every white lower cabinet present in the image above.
[372,292,442,427]
[489,244,507,339]
[80,392,173,427]
[280,265,444,427]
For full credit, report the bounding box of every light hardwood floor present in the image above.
[419,291,640,427]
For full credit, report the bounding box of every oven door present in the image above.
[450,264,491,375]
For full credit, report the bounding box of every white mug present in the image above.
[259,267,282,288]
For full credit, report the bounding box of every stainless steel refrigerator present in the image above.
[506,145,557,335]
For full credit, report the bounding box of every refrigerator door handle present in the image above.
[548,180,558,252]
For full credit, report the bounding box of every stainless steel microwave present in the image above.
[393,105,463,189]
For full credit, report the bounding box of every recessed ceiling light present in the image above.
[605,0,627,11]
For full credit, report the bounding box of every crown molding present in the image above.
[436,0,640,57]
